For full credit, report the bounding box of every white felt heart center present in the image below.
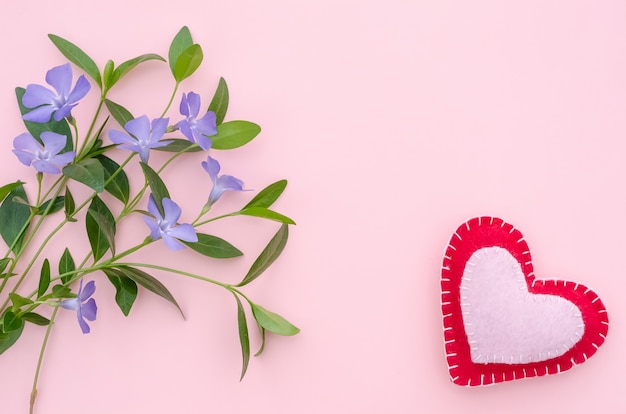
[460,247,584,364]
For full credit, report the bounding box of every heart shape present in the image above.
[441,217,608,386]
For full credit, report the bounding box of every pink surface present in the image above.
[0,1,625,412]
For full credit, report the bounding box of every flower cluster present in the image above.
[1,27,298,413]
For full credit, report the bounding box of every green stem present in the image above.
[117,262,230,289]
[76,98,105,157]
[160,82,180,118]
[30,306,58,414]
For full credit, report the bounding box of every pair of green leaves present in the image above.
[103,266,183,318]
[234,223,299,380]
[48,34,165,92]
[63,155,130,204]
[169,26,203,83]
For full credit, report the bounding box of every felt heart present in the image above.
[441,217,608,386]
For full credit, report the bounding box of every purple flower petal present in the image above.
[22,105,56,123]
[202,156,220,182]
[162,233,186,250]
[66,75,91,104]
[79,280,96,300]
[194,133,212,151]
[81,298,97,321]
[143,216,161,240]
[32,160,63,174]
[125,116,150,141]
[52,104,76,122]
[168,223,198,243]
[13,133,41,152]
[179,93,190,117]
[187,92,201,118]
[77,312,90,334]
[147,194,161,219]
[162,197,182,225]
[45,63,72,97]
[40,131,67,155]
[150,117,169,140]
[22,84,56,108]
[109,130,136,145]
[13,150,38,167]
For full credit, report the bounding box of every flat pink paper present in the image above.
[0,1,624,413]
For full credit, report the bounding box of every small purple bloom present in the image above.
[13,131,75,174]
[60,279,97,334]
[202,156,245,206]
[109,116,172,163]
[176,92,217,150]
[143,195,197,251]
[22,63,91,123]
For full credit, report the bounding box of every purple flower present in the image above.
[143,195,197,251]
[13,131,75,174]
[202,156,245,206]
[60,279,97,334]
[109,116,172,163]
[22,63,91,123]
[176,92,217,150]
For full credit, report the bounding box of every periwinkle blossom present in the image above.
[202,156,245,206]
[176,92,217,150]
[143,195,197,251]
[60,279,97,334]
[22,63,90,123]
[109,116,172,163]
[13,131,75,174]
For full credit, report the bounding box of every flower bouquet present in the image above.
[0,26,298,413]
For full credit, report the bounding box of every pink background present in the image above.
[1,1,625,412]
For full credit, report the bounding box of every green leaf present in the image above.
[64,187,76,220]
[254,324,266,357]
[234,294,250,380]
[9,293,33,312]
[51,284,74,299]
[63,158,105,193]
[139,162,170,217]
[0,317,23,354]
[238,207,295,225]
[174,44,203,82]
[0,258,12,275]
[86,196,116,261]
[183,233,243,259]
[104,99,134,128]
[97,155,130,204]
[0,181,25,204]
[82,117,109,158]
[237,224,289,286]
[0,185,30,253]
[211,121,261,150]
[21,313,50,326]
[58,248,75,284]
[250,303,299,336]
[48,34,102,88]
[168,26,193,74]
[16,88,73,152]
[103,268,138,317]
[152,139,202,153]
[36,196,65,216]
[208,77,229,125]
[38,259,50,298]
[103,59,115,90]
[244,180,287,209]
[112,53,165,86]
[116,266,184,317]
[2,310,22,332]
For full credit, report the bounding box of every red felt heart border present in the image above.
[441,217,609,386]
